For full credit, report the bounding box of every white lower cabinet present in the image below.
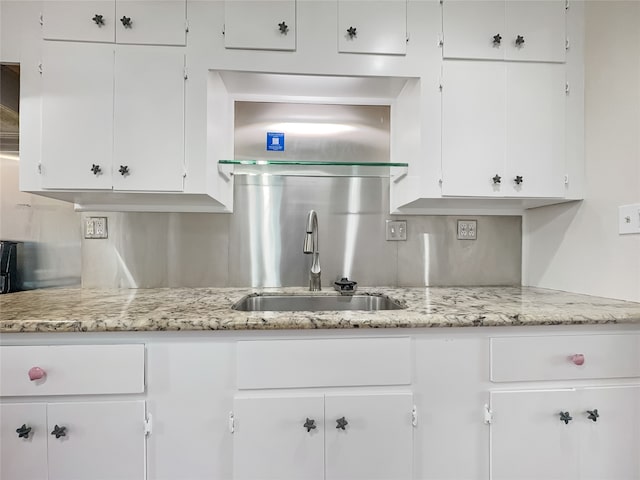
[0,400,147,480]
[490,386,640,480]
[232,392,413,480]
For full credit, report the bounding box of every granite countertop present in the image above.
[1,286,640,333]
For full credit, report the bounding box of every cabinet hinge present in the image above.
[564,174,569,185]
[38,63,42,75]
[39,12,43,26]
[144,413,153,436]
[437,34,444,48]
[565,37,570,51]
[228,412,235,433]
[185,19,189,33]
[183,67,188,80]
[565,82,570,95]
[412,405,418,427]
[484,404,493,424]
[37,162,42,174]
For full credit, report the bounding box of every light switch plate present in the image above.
[619,204,640,234]
[85,217,108,239]
[386,220,407,241]
[457,220,477,240]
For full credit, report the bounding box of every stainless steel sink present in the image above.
[232,294,404,312]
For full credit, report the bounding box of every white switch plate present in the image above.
[85,217,108,239]
[618,204,640,234]
[457,220,477,240]
[386,220,407,241]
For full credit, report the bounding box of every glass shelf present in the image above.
[217,159,408,179]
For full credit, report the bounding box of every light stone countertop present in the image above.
[1,286,640,333]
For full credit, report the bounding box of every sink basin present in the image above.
[232,294,404,312]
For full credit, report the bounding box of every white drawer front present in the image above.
[237,337,411,389]
[0,344,145,396]
[491,334,640,382]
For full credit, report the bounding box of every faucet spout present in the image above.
[303,210,321,291]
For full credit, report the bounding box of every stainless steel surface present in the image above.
[234,102,390,164]
[303,209,321,291]
[232,293,404,312]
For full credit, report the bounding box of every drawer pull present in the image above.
[303,418,317,432]
[570,354,585,366]
[336,416,348,430]
[28,366,46,381]
[16,424,32,439]
[586,409,599,422]
[51,425,66,439]
[559,411,572,424]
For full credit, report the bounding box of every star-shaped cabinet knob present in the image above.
[587,409,599,422]
[559,411,572,425]
[303,418,316,432]
[492,174,502,184]
[51,425,67,439]
[347,26,357,39]
[16,424,32,439]
[515,35,525,47]
[118,165,130,176]
[336,416,348,430]
[278,22,288,34]
[92,14,105,26]
[492,33,502,45]
[514,175,524,185]
[120,16,132,28]
[91,164,102,175]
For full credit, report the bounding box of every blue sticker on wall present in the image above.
[267,132,285,151]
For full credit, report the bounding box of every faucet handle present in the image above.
[334,277,357,294]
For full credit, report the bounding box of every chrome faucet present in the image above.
[303,210,321,291]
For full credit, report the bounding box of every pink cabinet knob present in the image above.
[570,354,585,366]
[28,367,46,381]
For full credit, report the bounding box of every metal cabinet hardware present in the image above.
[515,35,525,47]
[119,165,130,176]
[347,26,357,39]
[559,411,572,424]
[303,418,316,432]
[120,16,132,28]
[492,33,502,46]
[586,409,599,422]
[51,425,67,438]
[278,22,288,34]
[92,14,105,26]
[16,424,32,439]
[514,175,524,185]
[492,174,502,184]
[336,416,348,430]
[91,164,102,175]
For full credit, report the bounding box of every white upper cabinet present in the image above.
[442,61,566,198]
[42,0,187,46]
[41,41,185,192]
[442,0,566,63]
[338,0,407,55]
[224,0,296,51]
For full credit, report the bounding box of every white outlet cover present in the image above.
[619,204,640,235]
[457,220,477,240]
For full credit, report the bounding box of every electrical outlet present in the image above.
[619,204,640,235]
[386,220,407,241]
[457,220,477,240]
[85,217,108,239]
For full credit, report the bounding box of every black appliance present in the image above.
[0,241,22,293]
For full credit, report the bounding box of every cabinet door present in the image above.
[505,0,566,63]
[42,1,116,43]
[338,0,407,55]
[490,390,579,480]
[0,403,48,480]
[224,0,296,51]
[41,41,114,190]
[579,386,640,480]
[113,46,185,191]
[47,401,146,480]
[325,393,413,480]
[505,63,566,197]
[441,61,506,197]
[442,0,505,60]
[233,395,324,480]
[115,0,186,46]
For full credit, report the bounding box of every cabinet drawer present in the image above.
[237,337,411,389]
[0,344,145,396]
[491,334,640,382]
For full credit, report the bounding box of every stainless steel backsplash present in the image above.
[81,176,521,288]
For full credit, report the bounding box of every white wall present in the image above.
[523,1,640,302]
